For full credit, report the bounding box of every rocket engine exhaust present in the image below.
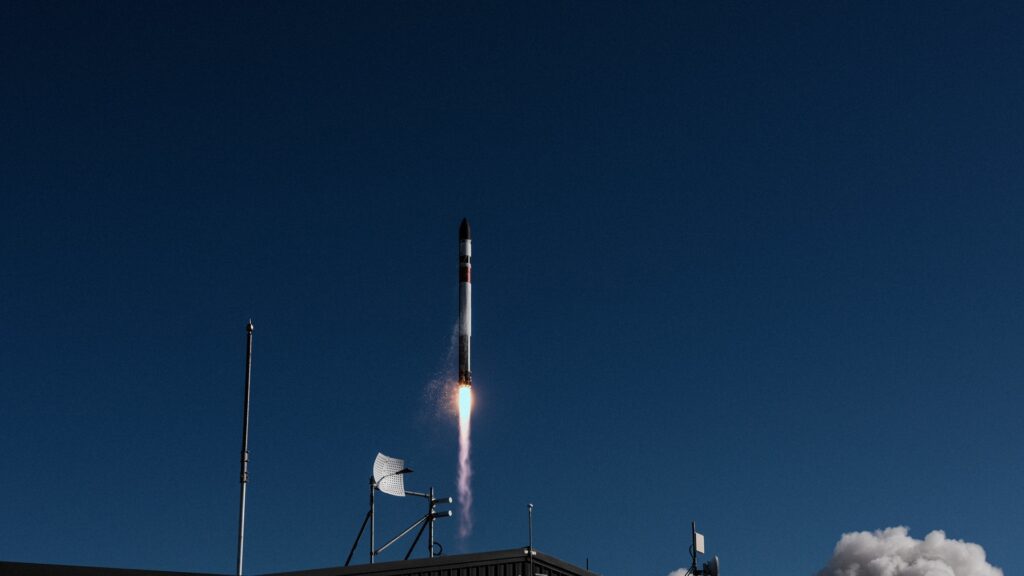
[457,385,473,538]
[457,218,473,539]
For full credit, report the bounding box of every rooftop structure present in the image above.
[0,548,599,576]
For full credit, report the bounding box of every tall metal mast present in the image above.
[236,321,254,576]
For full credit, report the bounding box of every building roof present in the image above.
[0,561,221,576]
[0,548,600,576]
[267,548,599,576]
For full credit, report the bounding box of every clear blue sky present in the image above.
[2,2,1021,575]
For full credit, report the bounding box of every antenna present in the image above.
[528,503,534,551]
[688,522,721,576]
[705,556,720,576]
[374,453,411,497]
[236,320,254,576]
[528,504,535,576]
[346,453,452,566]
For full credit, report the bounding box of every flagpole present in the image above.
[236,321,254,576]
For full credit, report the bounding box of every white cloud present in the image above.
[818,526,1003,576]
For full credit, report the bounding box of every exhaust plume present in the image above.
[818,526,1003,576]
[457,386,473,538]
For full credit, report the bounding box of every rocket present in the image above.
[458,218,472,387]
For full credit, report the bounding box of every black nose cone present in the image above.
[459,218,471,241]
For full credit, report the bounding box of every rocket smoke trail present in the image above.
[457,218,473,539]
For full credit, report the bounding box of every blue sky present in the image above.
[1,2,1021,575]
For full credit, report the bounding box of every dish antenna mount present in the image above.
[345,453,453,566]
[689,521,720,576]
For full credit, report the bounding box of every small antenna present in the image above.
[528,503,534,551]
[528,503,535,576]
[236,320,254,576]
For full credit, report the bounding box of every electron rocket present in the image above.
[458,218,472,388]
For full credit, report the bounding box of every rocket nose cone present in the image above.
[459,218,471,241]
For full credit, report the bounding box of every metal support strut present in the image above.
[346,484,451,566]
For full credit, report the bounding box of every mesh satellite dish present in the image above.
[374,452,409,497]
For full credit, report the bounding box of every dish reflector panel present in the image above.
[373,452,407,497]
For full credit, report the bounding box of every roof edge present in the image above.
[262,548,601,576]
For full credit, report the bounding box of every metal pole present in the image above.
[428,487,435,558]
[528,504,534,576]
[370,477,376,564]
[236,321,254,576]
